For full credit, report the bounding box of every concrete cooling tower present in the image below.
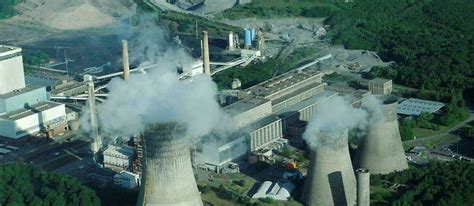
[137,122,203,206]
[356,96,408,174]
[302,129,356,206]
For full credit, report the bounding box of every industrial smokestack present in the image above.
[122,40,130,81]
[228,32,234,51]
[84,75,102,154]
[202,31,211,76]
[356,168,370,206]
[356,96,408,174]
[137,122,203,206]
[302,129,356,206]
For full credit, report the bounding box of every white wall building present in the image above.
[0,45,26,95]
[103,145,135,170]
[0,101,67,139]
[114,171,140,189]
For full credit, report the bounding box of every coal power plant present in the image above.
[356,96,409,174]
[137,123,203,206]
[302,129,356,206]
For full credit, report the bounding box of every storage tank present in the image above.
[356,95,408,174]
[244,29,252,47]
[137,122,203,206]
[250,28,256,41]
[302,129,356,206]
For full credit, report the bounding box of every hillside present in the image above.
[326,0,474,99]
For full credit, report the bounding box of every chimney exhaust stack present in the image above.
[202,31,211,76]
[122,40,130,80]
[84,75,102,154]
[356,168,370,206]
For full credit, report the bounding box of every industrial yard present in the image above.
[0,0,473,206]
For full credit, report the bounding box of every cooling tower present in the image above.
[356,96,408,174]
[202,31,211,76]
[302,129,356,206]
[356,168,370,206]
[137,123,203,206]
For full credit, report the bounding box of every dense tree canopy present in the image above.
[0,164,100,206]
[326,0,474,93]
[372,162,474,206]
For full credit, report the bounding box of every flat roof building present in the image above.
[0,101,67,139]
[368,78,392,95]
[0,85,48,114]
[103,145,135,171]
[0,45,26,95]
[397,98,445,116]
[224,97,272,128]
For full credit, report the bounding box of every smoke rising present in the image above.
[361,95,384,124]
[303,96,368,149]
[80,20,231,141]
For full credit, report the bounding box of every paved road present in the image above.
[404,113,474,146]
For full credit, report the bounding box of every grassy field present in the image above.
[216,0,342,20]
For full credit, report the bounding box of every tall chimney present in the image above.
[356,168,370,206]
[302,129,356,206]
[84,75,102,154]
[137,123,203,206]
[202,31,211,76]
[356,95,408,174]
[122,40,130,80]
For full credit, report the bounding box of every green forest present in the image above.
[372,162,474,206]
[0,0,19,19]
[326,0,474,99]
[0,164,100,206]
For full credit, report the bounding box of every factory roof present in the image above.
[251,115,282,130]
[276,90,338,116]
[246,69,322,98]
[0,45,21,56]
[273,82,325,105]
[223,97,270,117]
[397,98,445,116]
[369,78,392,85]
[0,101,63,121]
[0,85,44,99]
[252,181,294,201]
[103,145,134,157]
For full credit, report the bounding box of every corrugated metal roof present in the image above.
[397,98,445,116]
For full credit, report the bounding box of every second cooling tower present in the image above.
[302,129,356,206]
[356,96,408,174]
[137,123,203,206]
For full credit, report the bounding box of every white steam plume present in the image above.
[303,96,368,149]
[80,21,232,141]
[361,95,384,124]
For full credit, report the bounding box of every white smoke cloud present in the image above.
[303,96,368,149]
[79,20,232,141]
[361,95,384,124]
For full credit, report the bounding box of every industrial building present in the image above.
[0,45,26,95]
[0,86,48,114]
[113,170,140,189]
[368,78,392,95]
[103,145,135,171]
[249,116,284,151]
[252,181,295,201]
[0,101,67,139]
[195,133,248,170]
[223,97,272,128]
[397,98,445,116]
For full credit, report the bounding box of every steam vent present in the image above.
[137,122,203,206]
[356,96,408,174]
[302,129,356,206]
